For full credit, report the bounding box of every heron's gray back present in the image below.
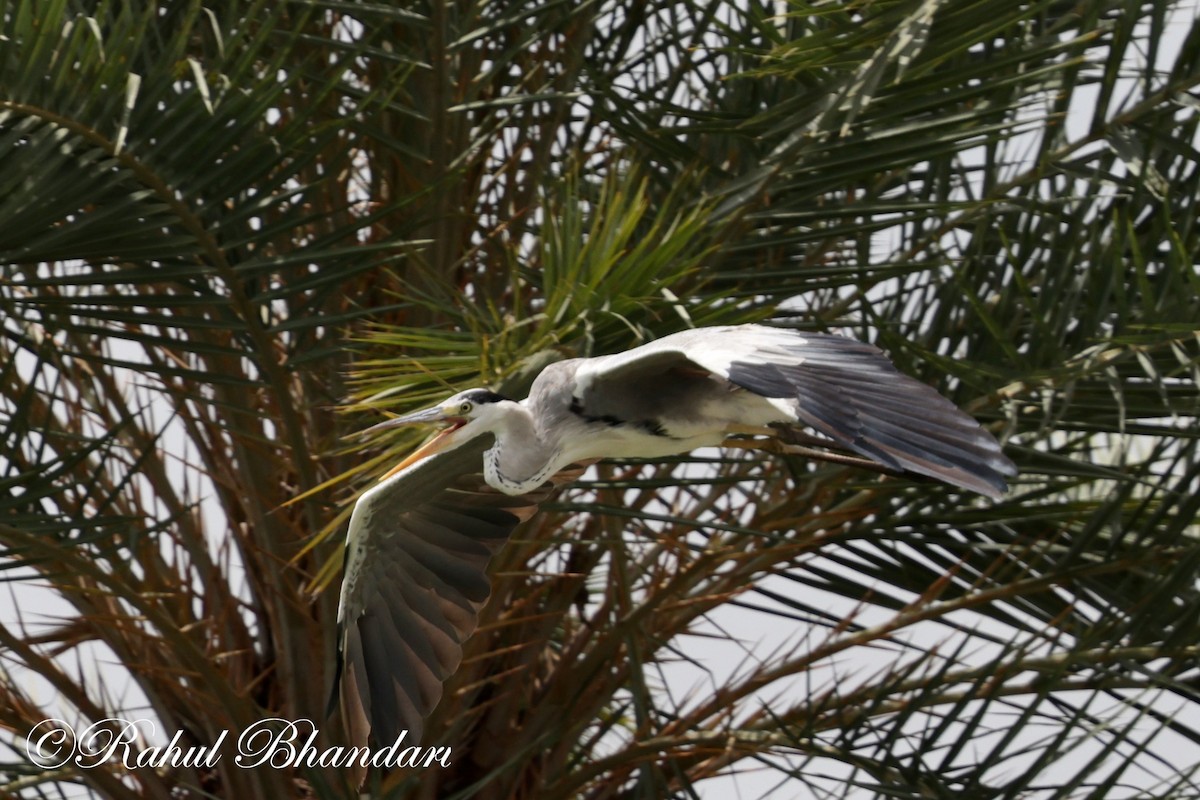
[532,355,753,441]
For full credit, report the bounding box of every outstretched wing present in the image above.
[573,324,1016,498]
[335,436,577,750]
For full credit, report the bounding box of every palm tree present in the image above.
[1,0,1198,797]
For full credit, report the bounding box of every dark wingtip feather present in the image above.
[730,331,1017,498]
[327,619,346,720]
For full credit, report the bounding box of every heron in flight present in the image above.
[334,323,1016,751]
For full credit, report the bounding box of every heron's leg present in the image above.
[721,436,900,475]
[727,424,866,454]
[772,428,853,450]
[725,424,778,438]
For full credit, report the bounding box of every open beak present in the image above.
[365,406,468,480]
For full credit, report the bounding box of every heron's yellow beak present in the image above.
[366,405,468,481]
[382,424,467,479]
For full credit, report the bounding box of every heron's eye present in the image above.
[459,401,473,414]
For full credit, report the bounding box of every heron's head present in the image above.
[364,389,513,474]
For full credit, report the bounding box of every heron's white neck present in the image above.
[477,401,562,495]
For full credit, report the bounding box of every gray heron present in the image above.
[334,323,1016,753]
